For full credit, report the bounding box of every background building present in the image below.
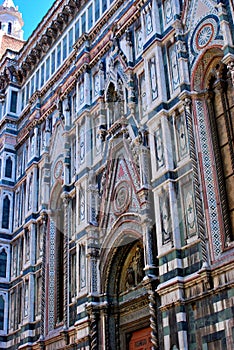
[0,0,233,349]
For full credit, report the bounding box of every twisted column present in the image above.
[87,306,99,350]
[184,97,208,265]
[148,290,158,349]
[143,278,158,350]
[40,211,48,341]
[63,194,70,330]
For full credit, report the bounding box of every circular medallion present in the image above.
[196,23,214,49]
[54,160,63,179]
[112,181,132,216]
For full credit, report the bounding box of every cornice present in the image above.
[14,0,148,146]
[9,0,145,84]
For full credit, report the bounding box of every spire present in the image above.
[0,0,24,42]
[2,0,16,9]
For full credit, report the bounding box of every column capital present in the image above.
[61,192,70,207]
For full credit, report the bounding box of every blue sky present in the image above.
[14,0,55,40]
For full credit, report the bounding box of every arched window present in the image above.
[5,157,12,178]
[0,295,4,330]
[0,250,7,278]
[8,22,12,35]
[2,195,10,229]
[206,63,234,243]
[192,50,234,251]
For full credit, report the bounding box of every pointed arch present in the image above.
[2,195,10,229]
[0,249,7,278]
[99,217,143,295]
[5,156,12,178]
[0,295,4,330]
[191,48,234,254]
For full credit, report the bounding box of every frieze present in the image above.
[120,298,149,325]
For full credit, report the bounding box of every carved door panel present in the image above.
[129,327,152,350]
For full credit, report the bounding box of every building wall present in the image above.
[0,0,233,349]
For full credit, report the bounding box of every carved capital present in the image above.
[62,193,70,207]
[183,96,192,108]
[41,211,48,225]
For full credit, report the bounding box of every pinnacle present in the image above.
[2,0,16,9]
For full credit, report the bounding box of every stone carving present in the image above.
[80,188,85,222]
[145,8,153,36]
[160,192,172,245]
[155,126,164,169]
[112,181,132,216]
[175,112,188,160]
[227,61,234,86]
[164,0,173,24]
[135,27,143,55]
[125,246,144,289]
[169,44,180,91]
[149,56,158,100]
[139,73,147,117]
[24,281,29,317]
[80,244,86,289]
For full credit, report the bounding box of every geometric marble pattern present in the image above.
[195,100,221,257]
[48,219,56,331]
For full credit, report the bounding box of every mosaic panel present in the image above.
[48,219,55,331]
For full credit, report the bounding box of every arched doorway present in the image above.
[99,224,153,350]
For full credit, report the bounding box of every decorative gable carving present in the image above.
[99,138,142,235]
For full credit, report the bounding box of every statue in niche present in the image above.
[28,174,33,211]
[145,10,153,36]
[80,127,85,163]
[140,73,147,116]
[79,82,84,105]
[25,230,30,262]
[149,56,158,100]
[100,169,107,195]
[13,246,17,275]
[24,282,29,317]
[176,114,188,159]
[80,245,86,289]
[39,224,43,256]
[160,194,172,244]
[106,82,118,126]
[155,127,164,169]
[80,189,85,222]
[30,134,35,158]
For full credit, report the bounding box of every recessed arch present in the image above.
[191,47,234,250]
[0,249,7,278]
[100,216,143,295]
[191,46,223,91]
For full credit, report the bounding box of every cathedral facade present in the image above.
[0,0,233,349]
